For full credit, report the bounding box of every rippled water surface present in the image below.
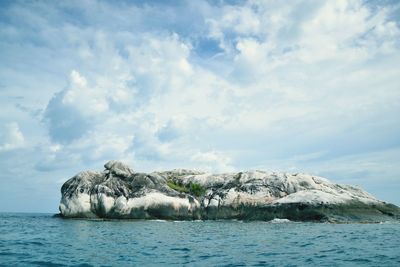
[0,213,399,266]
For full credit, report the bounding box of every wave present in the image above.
[268,218,292,223]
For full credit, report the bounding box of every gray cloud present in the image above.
[44,90,92,144]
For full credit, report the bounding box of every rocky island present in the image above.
[59,160,400,222]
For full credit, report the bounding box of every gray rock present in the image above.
[59,161,400,222]
[104,160,134,178]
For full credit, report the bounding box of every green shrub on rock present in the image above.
[167,181,189,193]
[166,180,205,197]
[189,183,206,197]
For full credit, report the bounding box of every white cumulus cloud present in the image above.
[0,122,25,151]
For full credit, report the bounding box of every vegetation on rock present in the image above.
[166,178,206,197]
[167,181,189,193]
[189,183,206,197]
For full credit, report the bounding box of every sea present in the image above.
[0,213,399,266]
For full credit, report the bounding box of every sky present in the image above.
[0,0,399,213]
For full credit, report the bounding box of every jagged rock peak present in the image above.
[104,160,134,178]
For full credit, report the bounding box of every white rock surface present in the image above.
[180,171,379,208]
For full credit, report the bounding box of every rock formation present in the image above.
[59,160,400,222]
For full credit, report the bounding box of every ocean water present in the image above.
[0,213,399,266]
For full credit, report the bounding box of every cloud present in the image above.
[37,0,400,174]
[191,151,234,172]
[0,122,25,151]
[37,28,244,172]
